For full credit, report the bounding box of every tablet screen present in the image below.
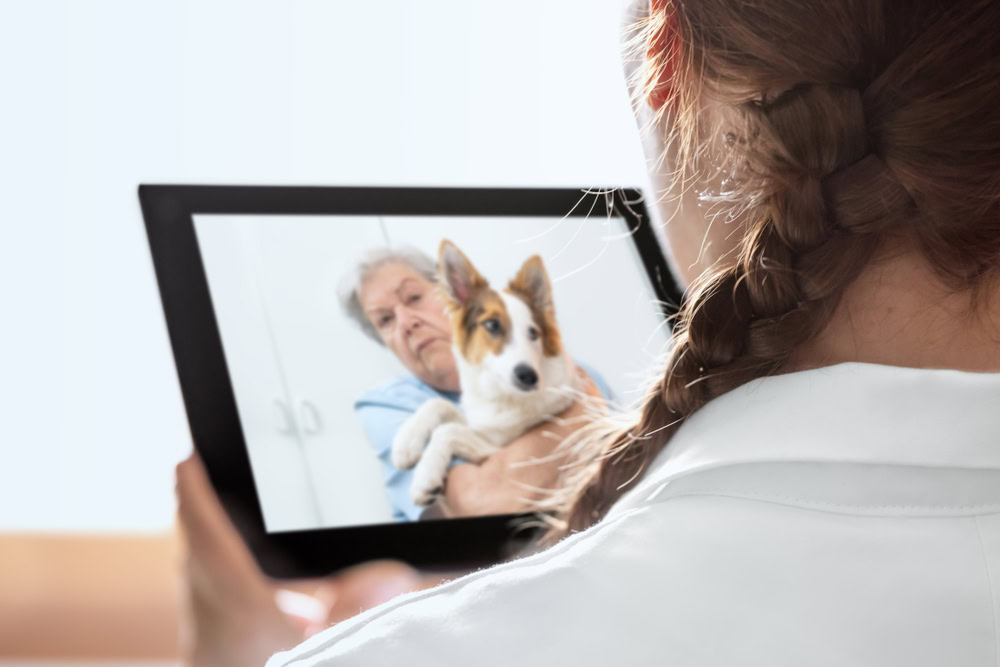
[192,211,671,533]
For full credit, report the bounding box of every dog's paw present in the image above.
[391,399,459,470]
[391,435,422,470]
[410,455,448,506]
[391,421,431,470]
[411,482,444,507]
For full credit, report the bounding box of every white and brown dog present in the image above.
[391,240,578,506]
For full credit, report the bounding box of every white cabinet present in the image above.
[194,218,323,531]
[250,216,396,529]
[194,215,397,532]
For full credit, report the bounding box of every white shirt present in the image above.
[268,363,1000,666]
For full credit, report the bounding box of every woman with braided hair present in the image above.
[179,0,1000,664]
[553,0,1000,538]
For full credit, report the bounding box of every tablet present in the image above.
[139,185,681,578]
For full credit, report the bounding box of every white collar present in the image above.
[613,363,1000,512]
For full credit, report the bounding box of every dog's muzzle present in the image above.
[513,363,539,391]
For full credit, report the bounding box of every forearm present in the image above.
[442,427,567,517]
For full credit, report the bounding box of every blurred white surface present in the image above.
[0,0,649,532]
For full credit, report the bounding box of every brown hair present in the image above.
[546,0,1000,538]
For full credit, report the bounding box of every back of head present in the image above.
[669,0,1000,290]
[552,0,1000,536]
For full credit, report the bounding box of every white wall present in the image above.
[1,0,651,532]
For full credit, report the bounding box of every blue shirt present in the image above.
[355,376,463,521]
[355,365,614,522]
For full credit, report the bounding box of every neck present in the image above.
[433,373,461,394]
[792,251,1000,373]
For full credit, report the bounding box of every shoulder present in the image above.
[263,502,769,665]
[355,376,443,411]
[267,481,995,666]
[355,376,459,412]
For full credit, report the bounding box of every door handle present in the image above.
[300,400,322,435]
[274,399,297,435]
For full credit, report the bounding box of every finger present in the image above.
[177,458,226,548]
[325,561,423,624]
[176,454,218,524]
[176,455,239,544]
[275,588,332,637]
[175,455,263,583]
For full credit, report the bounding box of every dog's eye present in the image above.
[528,327,539,341]
[482,318,501,335]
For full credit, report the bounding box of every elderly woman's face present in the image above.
[359,262,459,392]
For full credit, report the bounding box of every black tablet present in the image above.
[139,185,681,578]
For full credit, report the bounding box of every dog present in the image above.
[390,239,578,507]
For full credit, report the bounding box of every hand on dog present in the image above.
[175,454,446,666]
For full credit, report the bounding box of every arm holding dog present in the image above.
[440,400,585,517]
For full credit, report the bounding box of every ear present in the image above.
[645,0,679,111]
[438,240,487,306]
[509,255,553,316]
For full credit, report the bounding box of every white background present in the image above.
[1,0,652,533]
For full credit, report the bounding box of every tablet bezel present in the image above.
[138,185,682,579]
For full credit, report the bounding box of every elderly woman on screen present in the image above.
[336,245,609,522]
[338,246,460,392]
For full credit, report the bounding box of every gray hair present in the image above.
[336,245,439,345]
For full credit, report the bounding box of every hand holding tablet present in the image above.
[176,454,447,666]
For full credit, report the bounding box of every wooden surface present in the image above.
[0,534,182,659]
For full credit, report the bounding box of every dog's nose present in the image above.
[513,364,538,390]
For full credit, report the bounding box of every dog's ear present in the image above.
[509,255,553,314]
[509,255,561,355]
[438,240,487,306]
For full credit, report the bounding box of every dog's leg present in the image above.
[391,398,464,470]
[410,423,492,506]
[448,429,502,463]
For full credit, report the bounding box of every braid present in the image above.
[552,84,912,538]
